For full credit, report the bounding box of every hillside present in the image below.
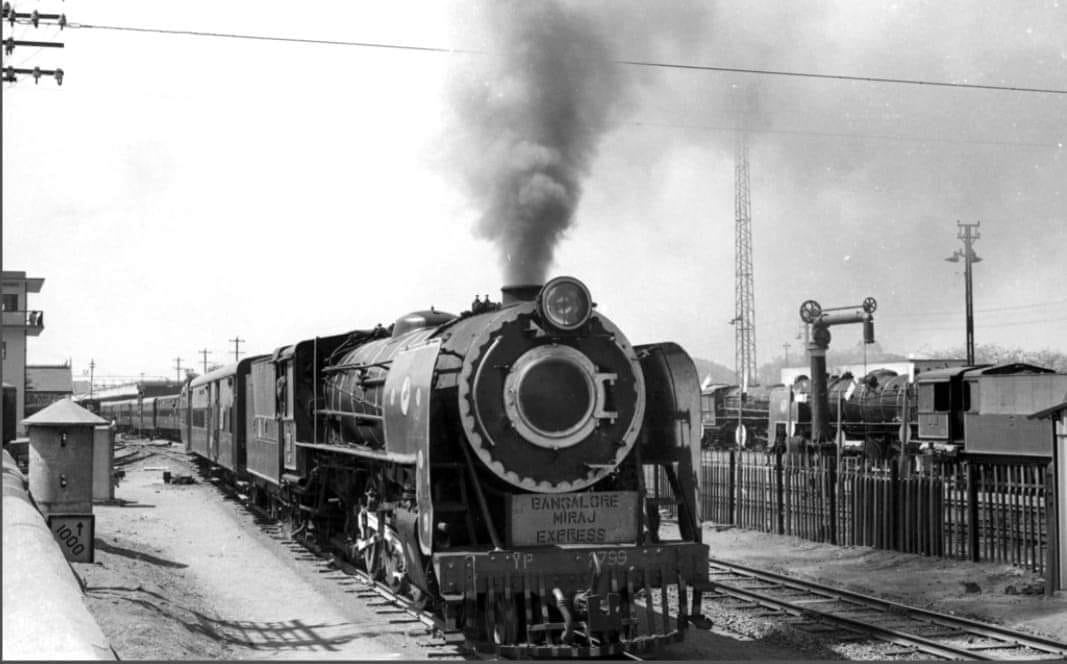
[691,357,737,387]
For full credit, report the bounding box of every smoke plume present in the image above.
[444,1,626,285]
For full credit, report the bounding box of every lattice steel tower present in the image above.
[733,123,757,388]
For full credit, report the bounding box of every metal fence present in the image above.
[648,451,1053,575]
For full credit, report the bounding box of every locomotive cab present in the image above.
[915,366,981,449]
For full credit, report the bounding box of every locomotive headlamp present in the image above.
[538,277,593,332]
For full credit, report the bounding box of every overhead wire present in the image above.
[27,19,1067,96]
[632,121,1063,150]
[877,298,1067,319]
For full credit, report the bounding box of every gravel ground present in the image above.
[679,522,1067,660]
[698,524,1067,640]
[73,440,458,660]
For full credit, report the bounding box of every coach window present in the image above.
[918,384,934,412]
[963,381,978,412]
[933,382,951,411]
[1,293,17,311]
[701,394,714,423]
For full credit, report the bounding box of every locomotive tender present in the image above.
[180,276,710,657]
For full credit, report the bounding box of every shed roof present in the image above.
[1028,392,1067,420]
[971,362,1055,376]
[189,362,238,387]
[23,398,108,426]
[914,365,982,382]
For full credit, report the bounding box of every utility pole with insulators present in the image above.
[199,348,210,375]
[173,357,185,383]
[1,4,66,85]
[945,221,982,365]
[229,336,245,363]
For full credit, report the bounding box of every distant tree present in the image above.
[929,343,1067,372]
[756,340,908,385]
[826,341,908,366]
[691,357,737,386]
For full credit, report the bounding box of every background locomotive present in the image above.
[699,383,776,449]
[177,276,710,657]
[703,362,1067,460]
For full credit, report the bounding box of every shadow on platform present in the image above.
[94,539,188,569]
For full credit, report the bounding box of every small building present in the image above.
[1,271,45,437]
[1028,394,1067,592]
[26,363,74,418]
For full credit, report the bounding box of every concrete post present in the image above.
[92,425,114,503]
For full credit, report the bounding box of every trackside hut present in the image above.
[1028,393,1067,591]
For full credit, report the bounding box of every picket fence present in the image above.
[648,451,1053,574]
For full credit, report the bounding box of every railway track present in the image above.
[704,558,1067,660]
[266,526,474,660]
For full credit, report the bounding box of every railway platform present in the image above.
[2,450,115,660]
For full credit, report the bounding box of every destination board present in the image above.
[507,491,638,546]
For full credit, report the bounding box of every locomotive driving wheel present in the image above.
[359,517,409,594]
[379,530,409,594]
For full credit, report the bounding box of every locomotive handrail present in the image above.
[459,440,502,550]
[321,360,393,375]
[315,408,384,421]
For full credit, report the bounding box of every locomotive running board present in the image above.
[294,441,416,465]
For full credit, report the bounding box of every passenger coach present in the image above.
[183,357,264,474]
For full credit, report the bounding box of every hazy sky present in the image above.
[3,0,1065,385]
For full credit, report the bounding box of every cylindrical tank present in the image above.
[826,373,855,428]
[324,311,453,449]
[323,297,646,493]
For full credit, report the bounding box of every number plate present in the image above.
[46,513,95,563]
[507,491,638,546]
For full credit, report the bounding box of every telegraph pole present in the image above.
[229,336,245,363]
[1,5,66,85]
[173,357,185,383]
[199,348,210,374]
[782,342,790,366]
[945,221,982,365]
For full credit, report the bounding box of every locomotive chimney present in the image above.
[501,284,542,304]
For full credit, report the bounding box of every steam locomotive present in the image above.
[703,363,1067,460]
[179,276,710,657]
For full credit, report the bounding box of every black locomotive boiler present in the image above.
[184,276,710,657]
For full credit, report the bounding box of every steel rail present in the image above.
[706,558,1067,660]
